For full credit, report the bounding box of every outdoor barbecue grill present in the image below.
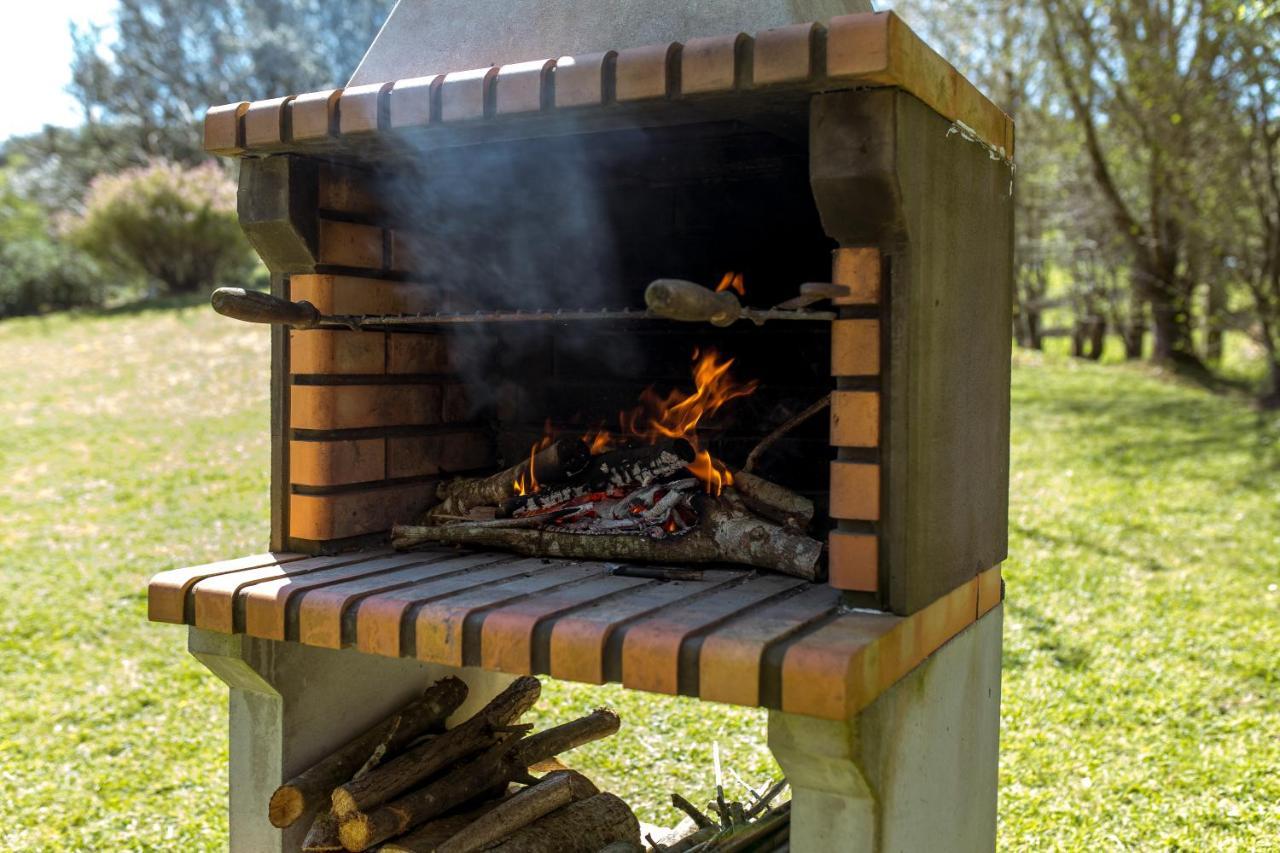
[147,3,1013,850]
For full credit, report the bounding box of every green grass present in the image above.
[0,308,1276,849]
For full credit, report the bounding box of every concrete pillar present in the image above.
[768,604,1003,852]
[188,628,513,853]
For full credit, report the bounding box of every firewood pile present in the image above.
[649,778,791,853]
[392,350,828,581]
[269,675,641,852]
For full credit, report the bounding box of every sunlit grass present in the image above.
[0,308,1275,848]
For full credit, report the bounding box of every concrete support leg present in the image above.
[768,604,1002,853]
[188,628,513,853]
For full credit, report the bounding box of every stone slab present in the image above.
[349,0,872,86]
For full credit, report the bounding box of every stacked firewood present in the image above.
[269,675,641,852]
[392,437,823,581]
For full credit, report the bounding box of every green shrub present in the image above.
[0,238,103,317]
[65,160,256,294]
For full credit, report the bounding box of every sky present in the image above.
[0,0,117,142]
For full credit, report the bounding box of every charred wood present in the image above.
[500,441,695,517]
[394,499,822,579]
[429,438,589,521]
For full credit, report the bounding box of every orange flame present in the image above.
[619,348,756,494]
[513,431,552,496]
[715,271,745,297]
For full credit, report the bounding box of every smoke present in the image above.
[374,124,648,419]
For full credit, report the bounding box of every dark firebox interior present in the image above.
[379,118,835,519]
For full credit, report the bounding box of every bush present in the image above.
[65,160,257,294]
[0,238,103,318]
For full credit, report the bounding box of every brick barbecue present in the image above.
[148,4,1013,851]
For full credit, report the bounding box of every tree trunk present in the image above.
[1261,352,1280,411]
[1205,277,1225,363]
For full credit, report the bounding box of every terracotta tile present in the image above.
[830,390,880,447]
[616,42,680,102]
[289,275,436,315]
[317,220,385,269]
[289,484,434,541]
[290,385,441,430]
[495,59,555,114]
[204,102,248,155]
[832,247,882,305]
[388,75,441,128]
[387,433,492,479]
[829,461,880,521]
[828,532,878,592]
[753,22,823,85]
[290,439,386,486]
[289,88,342,140]
[682,33,751,95]
[439,66,497,122]
[831,318,880,376]
[339,82,393,135]
[387,334,449,374]
[554,51,616,108]
[243,96,293,148]
[826,12,892,80]
[290,330,385,375]
[318,163,381,216]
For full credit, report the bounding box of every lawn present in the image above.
[0,305,1276,850]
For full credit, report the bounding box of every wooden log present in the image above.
[330,676,540,819]
[435,770,599,853]
[429,438,590,520]
[268,676,468,828]
[338,709,620,851]
[725,471,815,530]
[377,793,514,853]
[394,500,822,579]
[485,793,642,853]
[742,393,831,474]
[500,441,695,517]
[302,812,343,852]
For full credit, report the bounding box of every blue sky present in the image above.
[0,0,117,142]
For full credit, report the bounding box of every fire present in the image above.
[515,351,755,498]
[513,431,552,496]
[620,348,756,494]
[715,271,745,297]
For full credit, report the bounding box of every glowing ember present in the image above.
[716,271,745,296]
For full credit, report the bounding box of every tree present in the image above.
[69,0,393,161]
[65,160,257,294]
[1037,0,1237,368]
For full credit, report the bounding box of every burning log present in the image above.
[394,498,822,579]
[337,709,621,851]
[434,770,600,853]
[330,676,541,818]
[268,676,468,828]
[484,793,642,852]
[726,470,815,531]
[500,441,696,517]
[428,437,589,521]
